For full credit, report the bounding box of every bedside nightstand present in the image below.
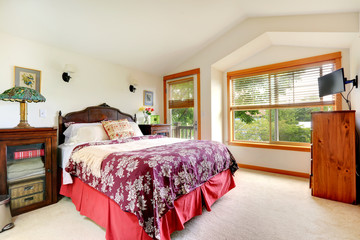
[138,124,171,137]
[0,128,57,216]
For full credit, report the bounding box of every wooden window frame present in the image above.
[163,68,201,139]
[227,52,342,152]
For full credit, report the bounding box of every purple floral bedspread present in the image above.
[65,135,238,239]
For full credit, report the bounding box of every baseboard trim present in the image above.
[237,163,309,178]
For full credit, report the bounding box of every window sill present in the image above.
[228,141,311,152]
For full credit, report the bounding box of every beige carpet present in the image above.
[2,168,360,240]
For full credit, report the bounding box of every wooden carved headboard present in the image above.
[58,103,136,144]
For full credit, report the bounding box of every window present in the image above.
[228,52,342,151]
[168,78,194,109]
[168,78,195,139]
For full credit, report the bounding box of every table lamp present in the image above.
[0,86,46,128]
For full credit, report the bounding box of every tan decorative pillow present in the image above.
[101,119,135,140]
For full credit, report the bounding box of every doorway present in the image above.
[163,69,201,139]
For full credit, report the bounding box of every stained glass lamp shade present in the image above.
[0,87,46,128]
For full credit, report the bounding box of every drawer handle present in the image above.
[24,196,34,202]
[24,186,34,191]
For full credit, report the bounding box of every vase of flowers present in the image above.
[139,107,154,124]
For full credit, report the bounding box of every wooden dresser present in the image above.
[310,111,358,204]
[0,128,58,215]
[138,124,171,137]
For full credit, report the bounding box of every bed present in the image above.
[58,103,238,240]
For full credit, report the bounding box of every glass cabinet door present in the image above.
[5,140,50,212]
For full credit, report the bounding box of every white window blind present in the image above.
[231,63,335,110]
[168,79,194,109]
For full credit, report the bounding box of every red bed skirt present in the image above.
[60,169,235,240]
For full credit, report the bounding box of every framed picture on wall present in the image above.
[14,66,41,92]
[144,90,154,106]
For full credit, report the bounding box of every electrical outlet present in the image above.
[39,109,46,118]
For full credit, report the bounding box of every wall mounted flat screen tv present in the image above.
[318,68,345,97]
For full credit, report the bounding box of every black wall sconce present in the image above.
[62,64,75,82]
[129,85,136,93]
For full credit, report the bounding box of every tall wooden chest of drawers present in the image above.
[310,111,358,204]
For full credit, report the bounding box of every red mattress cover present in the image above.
[60,169,235,240]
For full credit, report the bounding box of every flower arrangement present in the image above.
[139,106,154,115]
[139,106,154,124]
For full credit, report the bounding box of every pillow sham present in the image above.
[63,123,107,144]
[129,122,144,136]
[102,119,135,140]
[67,125,110,144]
[64,123,102,137]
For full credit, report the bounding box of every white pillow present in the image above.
[63,121,142,143]
[63,123,101,137]
[63,123,108,144]
[129,122,143,136]
[68,125,109,144]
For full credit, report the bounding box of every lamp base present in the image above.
[15,122,34,128]
[16,102,34,128]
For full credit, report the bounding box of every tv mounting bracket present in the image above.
[344,75,358,88]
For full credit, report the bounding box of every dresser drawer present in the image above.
[11,192,44,209]
[9,178,44,199]
[151,126,170,135]
[139,124,171,137]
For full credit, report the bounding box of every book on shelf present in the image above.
[13,149,44,160]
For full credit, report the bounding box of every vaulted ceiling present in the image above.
[0,0,359,75]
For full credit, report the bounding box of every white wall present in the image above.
[210,67,223,142]
[171,13,358,140]
[228,146,311,173]
[227,46,350,74]
[168,12,358,174]
[0,32,162,129]
[350,38,360,128]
